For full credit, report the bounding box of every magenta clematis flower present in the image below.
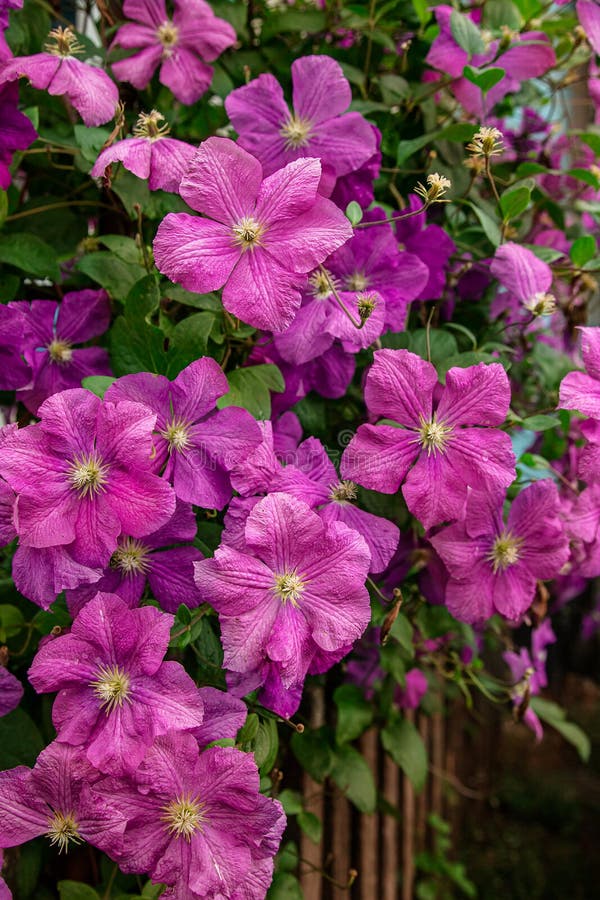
[503,620,556,741]
[91,109,196,193]
[330,124,382,211]
[397,668,428,710]
[105,357,261,509]
[0,26,119,127]
[325,208,429,332]
[0,389,176,570]
[0,426,17,548]
[559,326,600,420]
[0,667,23,717]
[425,6,556,117]
[153,137,352,332]
[0,740,125,855]
[10,544,102,610]
[28,592,204,774]
[65,500,204,615]
[430,482,569,623]
[192,685,247,749]
[14,289,112,414]
[341,349,515,530]
[394,195,456,302]
[231,432,399,574]
[0,852,9,900]
[194,492,371,717]
[0,82,37,189]
[225,55,377,193]
[490,242,555,323]
[111,0,236,104]
[0,303,31,391]
[95,732,285,898]
[0,0,22,61]
[577,0,600,55]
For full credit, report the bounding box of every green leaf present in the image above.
[409,329,458,367]
[390,613,415,657]
[77,252,146,301]
[278,789,303,815]
[345,200,363,226]
[0,604,24,641]
[217,364,284,419]
[439,123,478,142]
[237,712,260,744]
[334,684,373,744]
[170,311,217,359]
[253,717,279,774]
[567,167,600,189]
[58,882,100,900]
[466,202,501,247]
[267,873,303,900]
[412,0,431,26]
[298,811,322,844]
[291,727,335,782]
[463,65,505,94]
[530,697,591,762]
[0,232,59,281]
[81,375,116,399]
[570,235,597,268]
[0,709,45,768]
[99,234,143,265]
[516,161,549,177]
[500,186,531,221]
[331,744,377,813]
[521,415,560,431]
[0,190,7,228]
[450,10,485,56]
[396,132,437,165]
[73,124,111,164]
[381,714,428,792]
[483,0,522,30]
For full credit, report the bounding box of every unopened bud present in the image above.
[357,292,377,322]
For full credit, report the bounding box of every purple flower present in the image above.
[0,667,23,717]
[0,303,31,390]
[394,195,456,302]
[341,349,515,530]
[577,0,600,55]
[0,425,17,547]
[28,592,204,774]
[559,326,600,420]
[10,544,102,610]
[0,26,119,127]
[0,740,125,854]
[95,732,285,898]
[192,685,247,749]
[426,6,556,117]
[65,500,204,615]
[194,492,371,717]
[0,82,37,189]
[153,137,352,332]
[503,621,557,741]
[397,668,428,710]
[14,289,112,414]
[430,482,569,623]
[105,357,261,509]
[330,124,382,211]
[325,208,429,332]
[0,0,22,61]
[91,109,196,193]
[225,55,377,192]
[111,0,236,105]
[490,242,555,323]
[0,388,176,569]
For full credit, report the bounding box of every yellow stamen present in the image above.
[232,216,266,251]
[329,480,358,503]
[273,570,305,605]
[161,795,206,841]
[67,454,109,498]
[280,113,313,150]
[418,415,453,455]
[162,418,191,452]
[111,537,150,575]
[44,26,84,57]
[133,109,170,141]
[90,663,131,714]
[156,20,179,57]
[46,811,82,853]
[48,339,73,364]
[487,531,523,573]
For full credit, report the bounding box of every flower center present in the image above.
[346,272,369,292]
[273,570,304,605]
[487,531,523,573]
[90,663,131,713]
[157,20,179,56]
[67,453,109,498]
[280,113,313,150]
[162,795,206,841]
[132,109,170,141]
[162,418,191,452]
[418,416,453,455]
[523,292,557,316]
[308,267,337,300]
[46,811,82,853]
[47,339,73,364]
[111,537,151,575]
[44,26,83,57]
[329,480,358,503]
[232,216,266,252]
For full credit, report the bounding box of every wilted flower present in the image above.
[414,172,452,204]
[467,126,504,158]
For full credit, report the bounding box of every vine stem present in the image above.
[319,265,365,330]
[355,203,428,229]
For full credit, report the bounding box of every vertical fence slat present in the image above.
[358,729,379,900]
[382,751,400,900]
[300,686,325,900]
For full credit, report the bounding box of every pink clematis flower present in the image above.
[0,388,176,570]
[0,26,119,126]
[15,289,112,415]
[194,492,371,717]
[503,620,557,741]
[153,137,352,332]
[430,482,569,623]
[577,0,600,55]
[91,109,196,193]
[0,82,37,189]
[0,303,31,391]
[0,667,23,717]
[111,0,236,105]
[105,357,261,509]
[28,592,204,775]
[341,349,515,530]
[0,0,22,61]
[225,55,377,194]
[490,242,555,323]
[559,326,600,420]
[94,732,285,899]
